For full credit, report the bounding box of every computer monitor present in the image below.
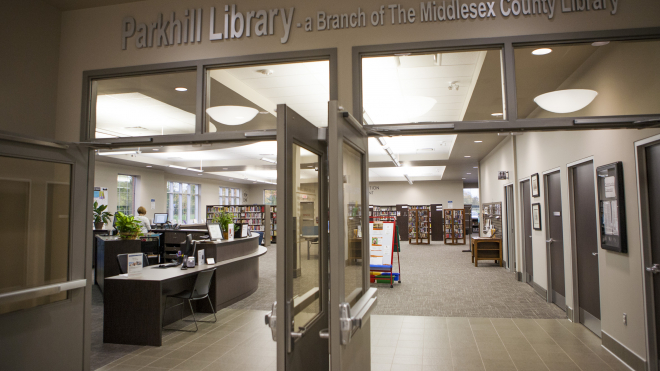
[183,234,196,257]
[207,223,222,241]
[153,213,168,224]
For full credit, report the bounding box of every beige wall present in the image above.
[480,128,660,360]
[0,0,61,138]
[369,180,464,208]
[247,184,277,204]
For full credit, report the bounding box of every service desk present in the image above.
[95,236,141,293]
[103,236,265,346]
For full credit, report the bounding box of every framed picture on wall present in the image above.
[531,173,540,197]
[532,203,542,230]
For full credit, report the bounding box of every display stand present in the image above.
[369,222,402,288]
[444,209,466,245]
[462,205,472,252]
[408,205,430,244]
[481,202,502,238]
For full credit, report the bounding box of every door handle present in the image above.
[546,238,555,243]
[647,264,660,274]
[592,252,598,256]
[264,301,277,341]
[339,288,378,345]
[319,328,329,339]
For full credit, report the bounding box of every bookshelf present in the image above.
[408,205,430,244]
[205,204,277,243]
[269,206,277,243]
[444,209,466,245]
[369,205,397,222]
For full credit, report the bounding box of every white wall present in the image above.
[368,180,464,208]
[480,128,660,360]
[247,184,277,205]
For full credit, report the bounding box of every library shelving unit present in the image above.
[408,205,430,244]
[269,206,277,243]
[369,205,397,222]
[205,204,277,242]
[444,209,466,245]
[347,202,362,264]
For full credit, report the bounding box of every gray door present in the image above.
[505,185,516,272]
[271,104,329,370]
[545,171,566,311]
[645,142,660,365]
[0,137,91,370]
[572,161,601,335]
[521,180,533,284]
[328,101,376,371]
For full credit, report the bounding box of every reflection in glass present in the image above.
[343,143,363,305]
[362,49,504,125]
[92,70,197,138]
[291,144,322,332]
[206,61,330,133]
[515,39,660,118]
[0,156,71,315]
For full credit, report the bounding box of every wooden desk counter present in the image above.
[104,236,265,346]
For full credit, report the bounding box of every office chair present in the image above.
[116,253,150,274]
[163,268,217,332]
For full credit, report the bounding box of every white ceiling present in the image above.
[369,166,446,182]
[362,51,487,125]
[368,134,457,162]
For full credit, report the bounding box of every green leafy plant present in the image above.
[93,201,113,225]
[114,212,142,239]
[213,211,235,233]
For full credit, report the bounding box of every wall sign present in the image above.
[498,171,509,180]
[120,1,620,49]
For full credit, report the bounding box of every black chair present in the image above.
[116,253,150,274]
[163,268,217,332]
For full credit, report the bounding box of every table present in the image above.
[471,237,503,267]
[103,236,266,346]
[301,235,319,259]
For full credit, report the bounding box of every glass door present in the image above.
[328,101,376,371]
[268,104,329,370]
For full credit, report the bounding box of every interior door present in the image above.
[572,161,601,336]
[271,105,329,370]
[521,180,533,284]
[545,171,566,310]
[328,101,376,371]
[645,143,660,367]
[0,135,90,370]
[505,184,516,272]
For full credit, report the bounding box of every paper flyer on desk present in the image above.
[127,253,143,275]
[369,222,394,266]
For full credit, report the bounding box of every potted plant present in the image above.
[93,201,113,230]
[213,211,235,239]
[114,212,142,240]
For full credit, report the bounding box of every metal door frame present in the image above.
[0,131,92,370]
[635,133,660,371]
[275,105,329,370]
[519,177,532,284]
[542,168,563,306]
[504,183,515,273]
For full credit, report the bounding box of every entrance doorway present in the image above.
[505,184,515,273]
[521,179,533,285]
[545,171,566,311]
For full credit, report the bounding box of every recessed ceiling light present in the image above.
[474,166,478,168]
[253,182,257,183]
[152,148,159,151]
[467,173,471,175]
[532,48,552,55]
[462,178,466,179]
[491,113,503,117]
[464,156,471,158]
[474,140,482,143]
[146,165,152,168]
[175,87,187,92]
[591,41,610,47]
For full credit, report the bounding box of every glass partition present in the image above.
[91,70,197,138]
[0,156,71,315]
[515,39,660,119]
[362,48,504,125]
[205,60,330,133]
[343,142,364,305]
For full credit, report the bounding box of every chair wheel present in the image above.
[398,280,401,283]
[390,285,393,288]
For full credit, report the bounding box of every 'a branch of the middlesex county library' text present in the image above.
[121,0,620,48]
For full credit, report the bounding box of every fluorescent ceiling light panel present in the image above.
[368,135,457,162]
[534,89,598,113]
[169,165,187,169]
[369,166,446,181]
[97,150,139,156]
[260,157,277,164]
[186,168,203,172]
[404,174,413,184]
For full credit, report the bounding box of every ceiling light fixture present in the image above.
[474,140,483,143]
[146,165,152,168]
[491,113,503,117]
[591,41,610,46]
[404,174,413,185]
[186,168,203,172]
[462,177,466,180]
[448,81,460,91]
[206,106,259,125]
[532,48,552,55]
[464,155,471,158]
[534,89,598,113]
[256,69,274,75]
[168,165,186,169]
[97,150,140,156]
[260,157,277,164]
[467,173,471,175]
[152,148,159,151]
[175,87,188,92]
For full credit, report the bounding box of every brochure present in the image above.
[127,253,143,275]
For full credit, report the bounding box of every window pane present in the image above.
[515,39,660,119]
[292,144,322,332]
[343,143,363,305]
[182,183,190,195]
[117,175,134,215]
[173,194,180,223]
[182,194,189,224]
[362,49,504,124]
[92,70,197,138]
[0,156,71,315]
[205,60,330,133]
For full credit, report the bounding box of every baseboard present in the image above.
[516,272,522,281]
[567,307,574,322]
[531,281,547,299]
[601,330,646,371]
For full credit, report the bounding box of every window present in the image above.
[91,70,197,138]
[167,182,200,224]
[464,188,480,219]
[117,175,136,215]
[220,187,241,205]
[515,39,660,119]
[264,189,277,205]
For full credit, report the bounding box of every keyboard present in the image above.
[156,263,180,268]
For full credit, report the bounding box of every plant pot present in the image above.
[222,231,229,240]
[118,231,140,240]
[94,222,105,230]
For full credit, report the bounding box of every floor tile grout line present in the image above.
[532,318,593,371]
[488,318,520,371]
[467,319,488,371]
[510,319,552,371]
[549,318,619,371]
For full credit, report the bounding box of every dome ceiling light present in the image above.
[206,106,259,125]
[534,89,598,113]
[532,48,552,55]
